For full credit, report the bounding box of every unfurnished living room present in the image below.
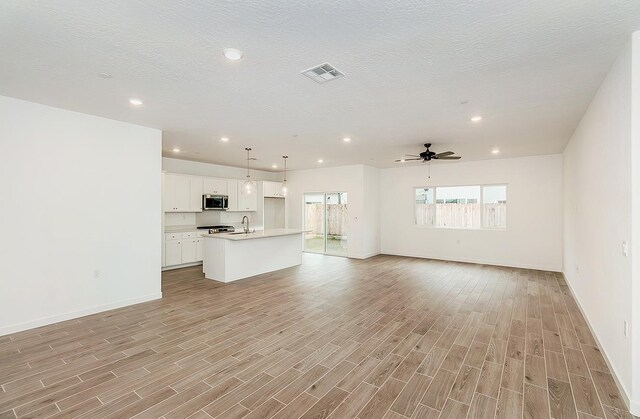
[1,1,640,418]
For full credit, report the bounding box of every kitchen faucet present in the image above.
[241,216,250,233]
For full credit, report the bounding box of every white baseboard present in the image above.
[0,292,163,337]
[352,251,381,260]
[561,272,637,416]
[380,251,561,272]
[162,262,202,271]
[631,399,640,417]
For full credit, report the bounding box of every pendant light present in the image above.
[241,147,256,195]
[281,155,288,196]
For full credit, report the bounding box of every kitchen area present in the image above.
[162,163,303,282]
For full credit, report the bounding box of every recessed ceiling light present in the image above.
[491,148,500,154]
[220,137,229,142]
[470,115,482,122]
[317,159,324,163]
[129,98,143,106]
[223,48,244,61]
[343,137,351,142]
[272,164,278,168]
[172,148,180,153]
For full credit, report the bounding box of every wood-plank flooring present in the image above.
[0,254,636,418]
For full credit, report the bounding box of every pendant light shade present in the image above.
[281,155,288,197]
[241,147,256,195]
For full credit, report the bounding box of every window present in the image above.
[414,184,507,229]
[482,185,507,228]
[415,188,434,226]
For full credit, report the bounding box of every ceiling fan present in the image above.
[395,143,461,163]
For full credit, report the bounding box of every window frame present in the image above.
[413,183,508,230]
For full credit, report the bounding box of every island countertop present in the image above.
[202,228,304,241]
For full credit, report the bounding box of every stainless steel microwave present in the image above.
[203,194,228,210]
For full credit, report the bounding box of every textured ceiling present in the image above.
[1,0,639,171]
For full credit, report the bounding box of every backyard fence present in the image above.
[415,203,506,228]
[304,203,348,238]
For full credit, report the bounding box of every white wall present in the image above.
[363,165,381,258]
[162,157,280,181]
[632,31,640,415]
[0,96,162,336]
[380,154,563,271]
[286,165,380,259]
[563,37,638,413]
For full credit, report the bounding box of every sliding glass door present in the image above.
[304,192,348,256]
[303,193,325,254]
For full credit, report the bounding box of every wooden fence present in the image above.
[305,204,348,237]
[416,203,506,228]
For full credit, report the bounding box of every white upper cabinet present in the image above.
[203,178,228,195]
[164,173,191,212]
[237,181,258,212]
[263,181,286,198]
[189,177,203,212]
[164,173,259,213]
[164,173,203,212]
[227,179,239,211]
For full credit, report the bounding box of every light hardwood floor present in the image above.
[0,254,635,419]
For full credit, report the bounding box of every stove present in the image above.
[197,225,235,233]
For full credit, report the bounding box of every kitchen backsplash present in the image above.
[164,212,197,226]
[164,210,264,229]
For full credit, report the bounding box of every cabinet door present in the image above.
[203,178,228,195]
[227,180,238,211]
[196,238,203,261]
[263,181,279,198]
[165,240,182,266]
[237,181,258,212]
[163,173,176,211]
[190,177,203,212]
[165,173,191,211]
[181,239,197,264]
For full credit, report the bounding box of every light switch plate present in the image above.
[622,241,628,257]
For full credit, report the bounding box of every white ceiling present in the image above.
[1,1,639,171]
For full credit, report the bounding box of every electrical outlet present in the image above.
[93,269,101,279]
[624,321,629,338]
[456,239,461,245]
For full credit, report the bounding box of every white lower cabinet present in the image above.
[163,231,204,268]
[196,238,203,261]
[181,238,197,264]
[165,240,182,266]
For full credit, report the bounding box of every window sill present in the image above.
[413,225,508,231]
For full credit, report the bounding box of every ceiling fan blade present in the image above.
[405,154,420,157]
[434,151,454,158]
[436,156,461,160]
[395,158,422,162]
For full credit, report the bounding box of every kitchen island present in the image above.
[202,229,304,283]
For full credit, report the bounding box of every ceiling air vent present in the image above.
[301,63,345,84]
